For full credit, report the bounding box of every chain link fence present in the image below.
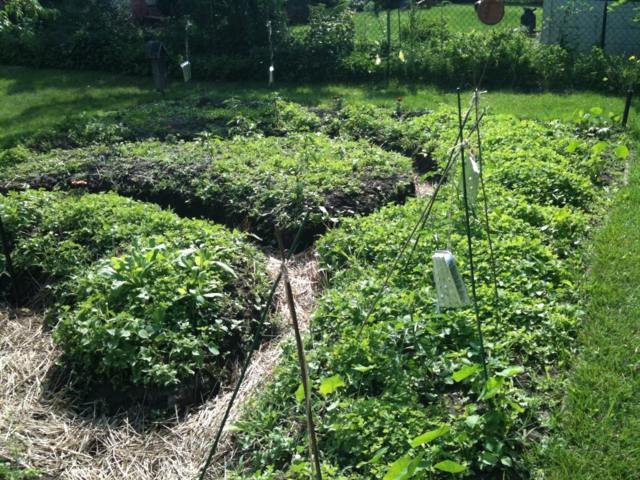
[351,0,639,55]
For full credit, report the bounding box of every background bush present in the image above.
[0,1,638,93]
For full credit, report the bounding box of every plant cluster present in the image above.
[1,134,414,245]
[0,191,268,391]
[226,113,630,478]
[0,460,41,480]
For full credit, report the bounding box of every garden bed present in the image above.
[0,191,269,408]
[1,134,415,246]
[9,94,321,152]
[224,114,631,478]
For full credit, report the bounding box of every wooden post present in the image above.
[276,231,322,480]
[600,0,609,50]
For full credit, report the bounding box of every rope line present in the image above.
[473,89,500,306]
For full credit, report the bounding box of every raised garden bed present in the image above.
[1,135,415,246]
[0,191,269,407]
[225,115,630,478]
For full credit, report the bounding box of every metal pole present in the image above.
[267,20,275,86]
[623,88,634,127]
[386,7,392,85]
[185,22,190,61]
[277,231,323,480]
[600,0,609,50]
[457,88,489,383]
[473,89,500,306]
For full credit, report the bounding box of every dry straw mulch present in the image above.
[0,249,320,480]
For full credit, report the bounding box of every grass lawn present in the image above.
[0,65,182,149]
[1,65,637,149]
[541,154,640,479]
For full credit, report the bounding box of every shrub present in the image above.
[302,5,356,79]
[1,134,414,245]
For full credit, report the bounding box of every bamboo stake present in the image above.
[276,231,322,480]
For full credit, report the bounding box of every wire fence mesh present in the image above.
[351,0,639,56]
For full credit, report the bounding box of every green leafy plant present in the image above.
[54,235,267,389]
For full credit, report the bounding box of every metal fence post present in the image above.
[600,0,609,50]
[623,88,634,127]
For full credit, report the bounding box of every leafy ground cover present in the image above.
[541,155,640,479]
[0,460,43,480]
[224,113,630,478]
[0,135,414,245]
[0,191,268,403]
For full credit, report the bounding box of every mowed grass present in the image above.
[352,3,541,44]
[0,65,189,148]
[543,155,640,479]
[1,65,638,149]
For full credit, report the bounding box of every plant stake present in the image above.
[0,214,18,303]
[623,88,634,128]
[276,230,323,480]
[267,20,275,86]
[458,88,489,383]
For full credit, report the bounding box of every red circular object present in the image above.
[476,0,505,25]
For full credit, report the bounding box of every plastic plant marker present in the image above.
[465,154,480,207]
[432,250,471,309]
[181,61,191,82]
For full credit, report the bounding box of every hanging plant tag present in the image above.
[464,154,480,207]
[432,250,471,309]
[180,61,191,82]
